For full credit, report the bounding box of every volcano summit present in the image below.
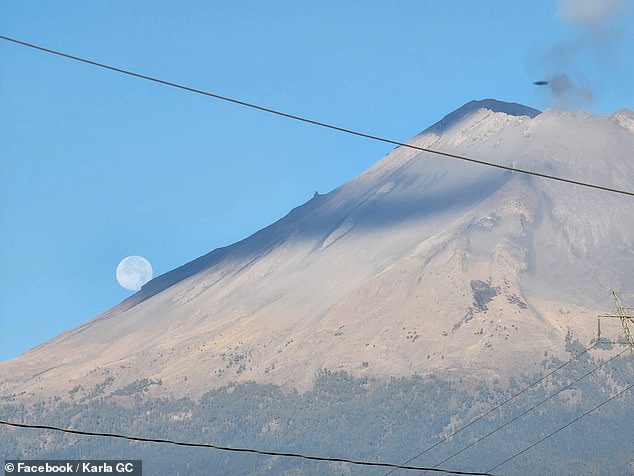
[2,99,633,475]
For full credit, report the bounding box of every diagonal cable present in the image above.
[487,382,633,472]
[1,34,634,198]
[383,342,600,474]
[0,419,494,476]
[432,347,628,468]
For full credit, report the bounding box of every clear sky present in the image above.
[1,1,633,361]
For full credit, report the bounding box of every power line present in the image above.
[384,342,601,474]
[432,347,629,468]
[1,34,634,199]
[0,420,495,476]
[487,382,634,472]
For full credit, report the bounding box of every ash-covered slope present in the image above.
[2,99,634,400]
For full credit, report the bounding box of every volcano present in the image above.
[2,99,634,401]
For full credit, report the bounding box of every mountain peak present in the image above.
[425,99,541,135]
[461,99,541,117]
[5,97,634,401]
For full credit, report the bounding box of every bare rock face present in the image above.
[2,100,633,402]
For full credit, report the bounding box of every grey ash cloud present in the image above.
[541,0,625,109]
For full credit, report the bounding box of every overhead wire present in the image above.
[0,420,495,476]
[487,382,634,472]
[1,34,634,199]
[383,341,602,475]
[431,347,629,468]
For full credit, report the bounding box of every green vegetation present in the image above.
[1,349,632,475]
[112,378,163,396]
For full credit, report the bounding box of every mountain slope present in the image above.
[2,99,634,400]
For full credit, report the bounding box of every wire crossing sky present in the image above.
[2,34,634,199]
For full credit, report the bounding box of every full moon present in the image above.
[116,256,153,291]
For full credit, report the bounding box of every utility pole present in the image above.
[598,292,634,358]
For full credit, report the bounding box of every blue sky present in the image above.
[1,1,633,361]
